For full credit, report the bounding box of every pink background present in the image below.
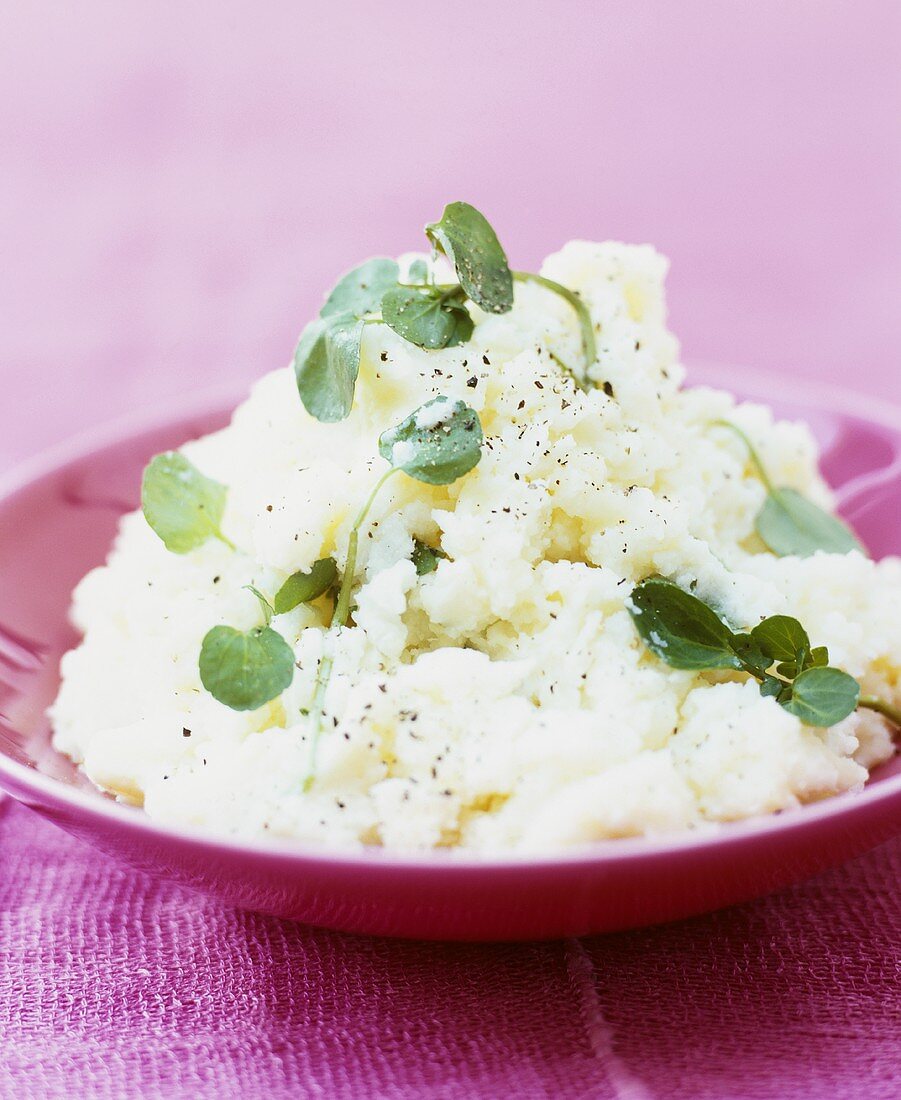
[1,1,899,470]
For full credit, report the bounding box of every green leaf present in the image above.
[407,258,429,284]
[780,666,860,727]
[273,557,338,614]
[294,314,364,423]
[411,539,447,576]
[141,451,229,554]
[809,646,830,668]
[378,396,484,485]
[756,488,865,558]
[750,615,811,664]
[729,633,771,676]
[199,625,295,711]
[627,577,744,671]
[320,258,399,319]
[425,201,514,314]
[381,286,474,349]
[760,674,790,701]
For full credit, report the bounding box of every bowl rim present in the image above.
[1,362,899,874]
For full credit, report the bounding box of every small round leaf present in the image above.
[141,452,228,554]
[756,489,864,558]
[199,625,295,711]
[294,315,364,423]
[425,202,514,314]
[780,666,860,727]
[320,258,400,319]
[378,397,483,485]
[750,615,811,664]
[381,286,473,349]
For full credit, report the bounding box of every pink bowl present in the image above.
[0,365,899,941]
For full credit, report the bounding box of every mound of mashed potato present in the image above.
[50,242,900,852]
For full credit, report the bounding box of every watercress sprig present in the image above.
[628,576,901,730]
[302,397,483,788]
[142,452,234,553]
[294,258,400,422]
[713,420,865,557]
[294,201,598,422]
[198,586,295,712]
[141,451,343,712]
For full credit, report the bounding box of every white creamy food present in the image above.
[51,241,900,853]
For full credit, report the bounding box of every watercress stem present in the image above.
[302,649,333,792]
[333,466,401,628]
[303,464,402,790]
[512,271,597,377]
[859,694,901,730]
[711,420,776,493]
[215,530,236,551]
[547,349,586,392]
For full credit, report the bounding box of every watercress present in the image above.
[302,398,484,788]
[295,201,599,422]
[628,576,899,730]
[380,285,474,349]
[378,395,484,484]
[198,587,295,712]
[294,258,400,423]
[142,452,234,553]
[273,557,337,615]
[411,539,447,576]
[713,420,864,557]
[320,257,400,319]
[293,314,365,424]
[424,201,514,314]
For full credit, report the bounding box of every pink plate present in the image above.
[0,365,899,941]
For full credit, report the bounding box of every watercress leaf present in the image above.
[411,539,447,576]
[320,258,399,319]
[775,661,799,679]
[750,615,811,664]
[809,645,830,668]
[627,577,743,671]
[730,633,771,675]
[381,286,474,349]
[425,201,514,314]
[378,396,483,485]
[141,451,228,554]
[780,666,860,727]
[760,674,787,699]
[273,557,338,614]
[756,488,865,557]
[199,625,295,711]
[294,314,364,423]
[407,258,429,284]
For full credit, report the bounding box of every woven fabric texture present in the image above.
[1,798,898,1099]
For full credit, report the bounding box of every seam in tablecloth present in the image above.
[566,938,652,1100]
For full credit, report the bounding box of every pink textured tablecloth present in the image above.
[1,2,899,1096]
[1,799,899,1099]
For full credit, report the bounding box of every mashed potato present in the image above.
[50,242,900,852]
